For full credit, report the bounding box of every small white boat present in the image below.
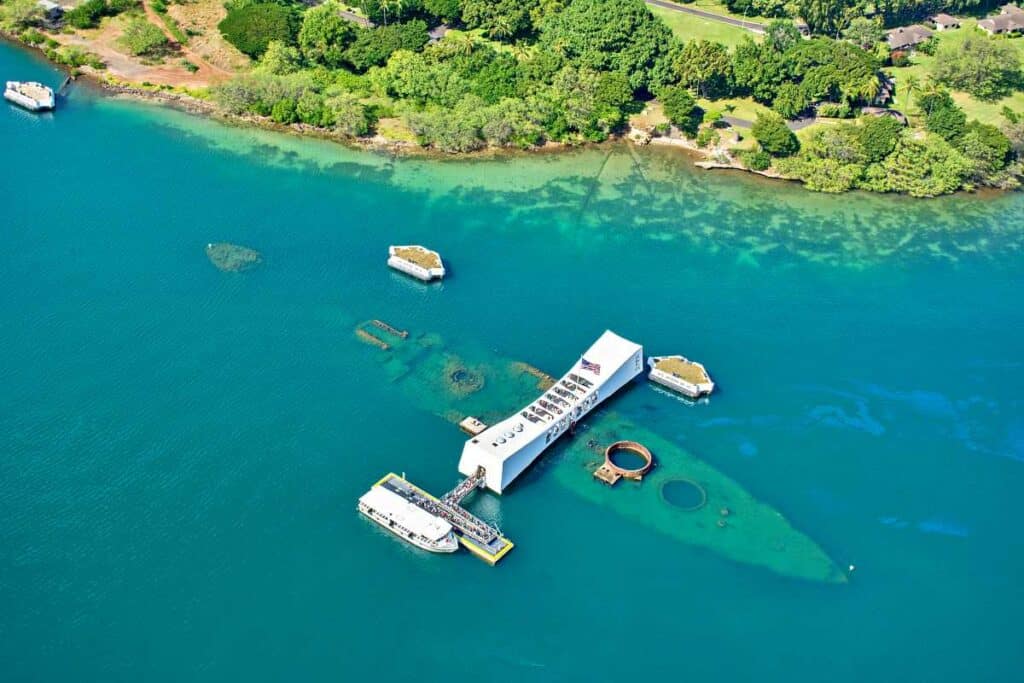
[4,81,56,112]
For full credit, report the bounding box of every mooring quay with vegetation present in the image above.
[2,0,1024,195]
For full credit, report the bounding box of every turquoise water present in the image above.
[2,41,1024,681]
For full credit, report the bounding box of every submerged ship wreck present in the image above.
[354,320,845,583]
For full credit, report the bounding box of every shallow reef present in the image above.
[205,242,263,272]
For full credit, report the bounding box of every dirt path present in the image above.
[141,0,232,84]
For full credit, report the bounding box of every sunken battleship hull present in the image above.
[354,320,845,584]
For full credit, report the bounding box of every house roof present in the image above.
[1000,3,1024,15]
[427,24,449,42]
[931,13,959,24]
[979,13,1024,31]
[886,25,933,49]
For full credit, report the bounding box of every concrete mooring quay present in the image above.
[379,473,514,565]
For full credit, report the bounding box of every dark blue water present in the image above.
[2,41,1023,681]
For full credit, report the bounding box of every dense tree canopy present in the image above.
[842,17,883,50]
[461,0,538,41]
[858,115,902,163]
[659,84,700,135]
[538,0,678,91]
[298,1,358,67]
[345,20,429,72]
[752,112,800,156]
[675,40,730,98]
[220,2,300,58]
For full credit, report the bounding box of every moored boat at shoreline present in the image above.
[4,81,55,112]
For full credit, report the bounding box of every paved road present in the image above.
[723,114,816,131]
[340,10,374,27]
[645,0,765,33]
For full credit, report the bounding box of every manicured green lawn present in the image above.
[885,20,1024,125]
[649,5,761,48]
[697,96,771,121]
[672,0,772,22]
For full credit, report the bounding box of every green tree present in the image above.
[219,3,299,59]
[932,34,1021,102]
[658,84,699,135]
[860,134,970,197]
[119,18,168,56]
[731,39,784,102]
[551,65,632,140]
[675,40,731,98]
[960,120,1012,175]
[842,17,882,50]
[752,111,799,156]
[764,19,801,53]
[798,0,843,35]
[423,0,460,22]
[857,114,902,163]
[920,91,966,143]
[1000,107,1024,156]
[298,2,358,67]
[772,82,811,119]
[461,0,533,41]
[344,20,428,71]
[902,73,920,113]
[256,39,301,75]
[538,0,679,91]
[807,123,865,163]
[64,0,106,29]
[325,90,372,135]
[408,95,488,151]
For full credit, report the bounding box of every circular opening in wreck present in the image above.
[608,447,649,471]
[660,479,707,511]
[451,369,470,384]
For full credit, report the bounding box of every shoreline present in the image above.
[2,33,1018,196]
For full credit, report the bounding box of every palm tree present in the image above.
[489,15,515,41]
[445,32,475,57]
[902,74,920,114]
[379,0,403,26]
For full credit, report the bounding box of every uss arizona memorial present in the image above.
[361,329,712,562]
[458,330,644,493]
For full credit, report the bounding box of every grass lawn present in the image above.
[667,0,773,22]
[885,19,1024,126]
[649,5,761,48]
[794,118,845,143]
[697,96,772,121]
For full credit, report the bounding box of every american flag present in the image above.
[581,358,601,375]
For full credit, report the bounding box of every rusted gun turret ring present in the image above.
[603,441,654,480]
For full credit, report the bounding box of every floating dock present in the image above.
[372,472,514,565]
[459,416,488,436]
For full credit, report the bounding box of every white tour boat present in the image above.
[387,245,446,281]
[647,355,715,398]
[358,484,458,553]
[4,81,56,112]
